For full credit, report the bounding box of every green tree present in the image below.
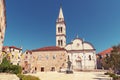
[1,57,11,66]
[0,57,22,74]
[110,45,120,72]
[0,57,11,72]
[102,44,120,73]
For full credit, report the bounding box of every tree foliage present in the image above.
[0,57,22,74]
[102,44,120,72]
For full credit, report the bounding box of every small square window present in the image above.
[46,55,49,60]
[53,55,55,59]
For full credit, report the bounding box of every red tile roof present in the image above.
[2,46,9,51]
[32,46,66,52]
[9,46,22,50]
[2,46,22,52]
[98,48,113,56]
[26,50,32,54]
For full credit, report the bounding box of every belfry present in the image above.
[56,6,66,48]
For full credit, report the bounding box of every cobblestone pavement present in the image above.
[27,71,111,80]
[0,73,19,80]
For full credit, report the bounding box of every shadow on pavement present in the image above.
[93,72,111,80]
[93,78,111,80]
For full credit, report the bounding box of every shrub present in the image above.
[0,57,22,74]
[106,72,120,80]
[10,65,22,74]
[113,75,119,80]
[17,74,40,80]
[109,73,115,77]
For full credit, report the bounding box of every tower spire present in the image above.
[58,5,64,19]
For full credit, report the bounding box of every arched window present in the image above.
[61,40,63,46]
[58,40,60,46]
[58,27,63,33]
[60,27,62,32]
[89,55,91,60]
[58,27,60,33]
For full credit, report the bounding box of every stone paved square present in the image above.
[27,71,111,80]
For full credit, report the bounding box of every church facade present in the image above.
[65,38,96,70]
[56,6,96,70]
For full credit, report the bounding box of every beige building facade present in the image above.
[0,0,6,60]
[2,46,22,65]
[21,46,67,73]
[20,50,35,73]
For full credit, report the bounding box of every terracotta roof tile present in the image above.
[32,46,66,52]
[98,48,113,56]
[2,46,9,51]
[9,46,22,50]
[26,50,32,54]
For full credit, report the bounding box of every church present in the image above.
[56,6,96,70]
[21,6,96,72]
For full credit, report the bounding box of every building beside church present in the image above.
[2,46,22,65]
[0,0,6,62]
[21,47,67,73]
[98,48,113,58]
[97,48,113,69]
[20,50,35,73]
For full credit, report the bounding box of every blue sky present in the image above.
[4,0,120,53]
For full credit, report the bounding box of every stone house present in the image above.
[21,46,67,72]
[2,46,22,65]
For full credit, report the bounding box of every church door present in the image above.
[76,56,82,70]
[76,61,82,70]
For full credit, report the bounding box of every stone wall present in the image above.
[32,50,67,72]
[0,0,6,60]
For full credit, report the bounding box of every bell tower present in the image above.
[56,6,66,48]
